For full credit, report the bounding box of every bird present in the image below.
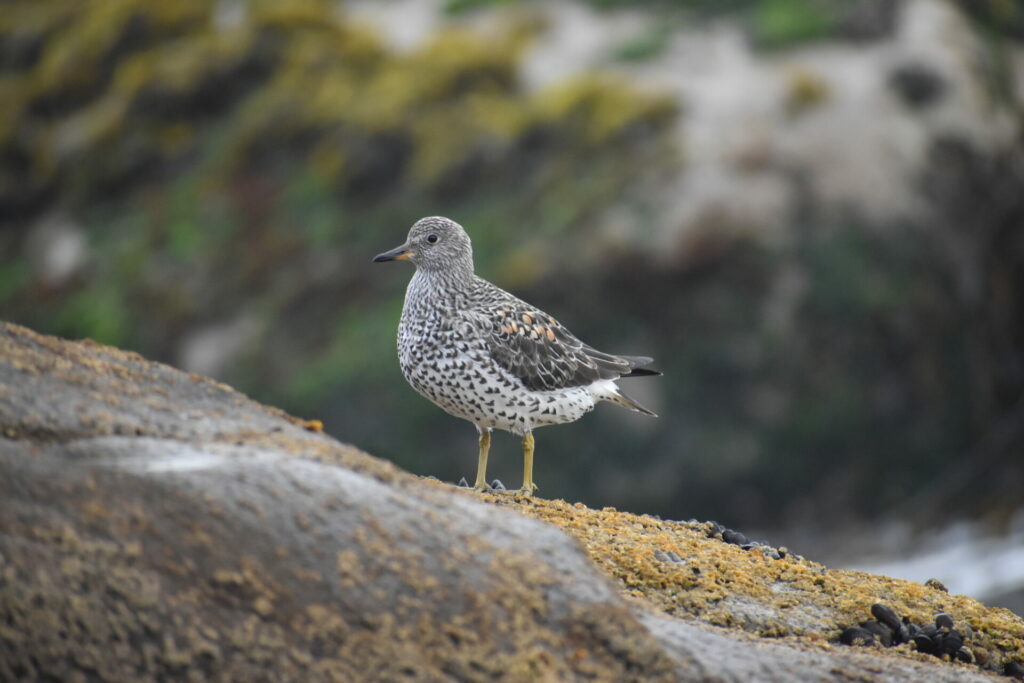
[373,216,659,497]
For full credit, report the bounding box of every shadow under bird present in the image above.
[373,216,659,496]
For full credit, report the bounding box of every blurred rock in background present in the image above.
[1,0,1022,606]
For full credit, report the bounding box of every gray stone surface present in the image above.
[0,322,1013,680]
[640,612,999,683]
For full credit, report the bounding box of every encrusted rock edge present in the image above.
[1,321,1020,681]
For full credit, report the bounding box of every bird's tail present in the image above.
[607,387,658,417]
[620,355,661,378]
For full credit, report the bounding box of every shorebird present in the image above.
[374,216,658,496]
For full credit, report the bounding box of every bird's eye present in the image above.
[426,234,438,244]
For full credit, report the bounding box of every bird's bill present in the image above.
[373,244,414,262]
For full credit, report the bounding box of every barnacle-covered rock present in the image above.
[3,322,1022,681]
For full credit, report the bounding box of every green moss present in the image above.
[0,75,28,140]
[32,0,209,96]
[1,0,674,215]
[166,194,209,262]
[278,171,343,246]
[443,0,518,14]
[53,282,132,347]
[751,0,834,49]
[803,228,916,319]
[283,301,403,408]
[961,0,1024,40]
[0,262,30,304]
[614,24,673,63]
[112,30,255,100]
[441,0,864,50]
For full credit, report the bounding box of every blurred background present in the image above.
[1,0,1022,612]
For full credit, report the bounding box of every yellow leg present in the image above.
[473,429,491,491]
[519,432,537,497]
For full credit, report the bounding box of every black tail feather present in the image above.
[625,367,661,378]
[620,355,661,377]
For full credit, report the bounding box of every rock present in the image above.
[0,322,677,681]
[721,529,748,546]
[639,610,1000,682]
[0,321,1020,682]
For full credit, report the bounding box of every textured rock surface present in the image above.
[489,494,1024,678]
[0,322,679,680]
[1,321,1021,681]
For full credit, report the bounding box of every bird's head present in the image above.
[373,216,474,273]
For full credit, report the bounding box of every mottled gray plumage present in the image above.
[373,216,658,495]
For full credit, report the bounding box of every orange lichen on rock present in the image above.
[3,321,1022,681]
[471,492,1024,674]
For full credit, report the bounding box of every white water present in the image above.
[844,512,1024,612]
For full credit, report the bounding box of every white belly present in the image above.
[400,352,600,435]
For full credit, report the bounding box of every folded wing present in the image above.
[475,303,658,392]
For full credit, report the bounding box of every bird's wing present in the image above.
[461,302,645,392]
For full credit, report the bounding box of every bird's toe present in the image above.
[514,483,538,499]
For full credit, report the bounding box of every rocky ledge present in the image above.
[1,321,1022,681]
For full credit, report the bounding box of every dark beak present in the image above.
[373,244,414,263]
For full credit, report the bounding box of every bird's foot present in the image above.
[514,483,538,499]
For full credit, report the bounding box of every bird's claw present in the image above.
[515,483,538,499]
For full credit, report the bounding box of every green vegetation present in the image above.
[446,0,855,49]
[445,0,1024,51]
[752,0,835,48]
[614,24,674,63]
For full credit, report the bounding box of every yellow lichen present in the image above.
[471,490,1024,674]
[0,0,675,214]
[786,67,830,115]
[534,75,678,146]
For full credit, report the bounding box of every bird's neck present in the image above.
[408,263,476,305]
